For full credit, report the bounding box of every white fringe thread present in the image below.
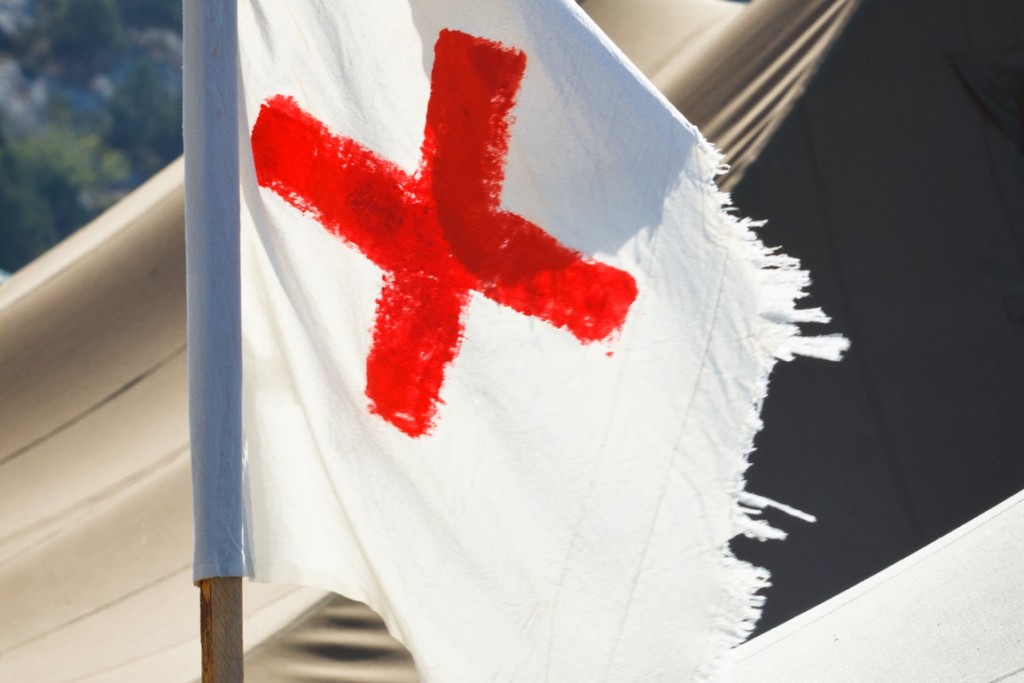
[694,147,849,682]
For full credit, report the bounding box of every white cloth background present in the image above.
[188,0,843,679]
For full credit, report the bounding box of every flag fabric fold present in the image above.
[187,0,846,679]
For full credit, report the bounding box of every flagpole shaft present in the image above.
[184,0,245,677]
[200,577,243,682]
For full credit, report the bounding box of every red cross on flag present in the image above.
[185,0,845,680]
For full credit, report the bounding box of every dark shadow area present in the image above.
[731,0,1024,633]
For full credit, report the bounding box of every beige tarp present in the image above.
[733,487,1024,682]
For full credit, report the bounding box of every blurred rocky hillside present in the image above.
[0,0,182,274]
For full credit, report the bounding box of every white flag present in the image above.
[186,0,845,679]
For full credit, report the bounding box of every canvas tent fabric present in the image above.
[581,0,744,78]
[730,487,1024,682]
[0,159,334,681]
[12,0,1023,680]
[585,0,860,188]
[949,50,1024,153]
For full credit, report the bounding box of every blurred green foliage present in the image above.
[109,61,182,179]
[37,0,129,81]
[119,0,182,31]
[0,0,182,274]
[0,124,129,270]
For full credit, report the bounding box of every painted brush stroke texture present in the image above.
[251,30,637,437]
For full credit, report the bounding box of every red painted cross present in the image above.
[251,29,638,438]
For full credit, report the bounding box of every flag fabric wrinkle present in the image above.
[187,0,846,680]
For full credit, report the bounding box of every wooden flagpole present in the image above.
[200,577,244,682]
[184,0,244,679]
